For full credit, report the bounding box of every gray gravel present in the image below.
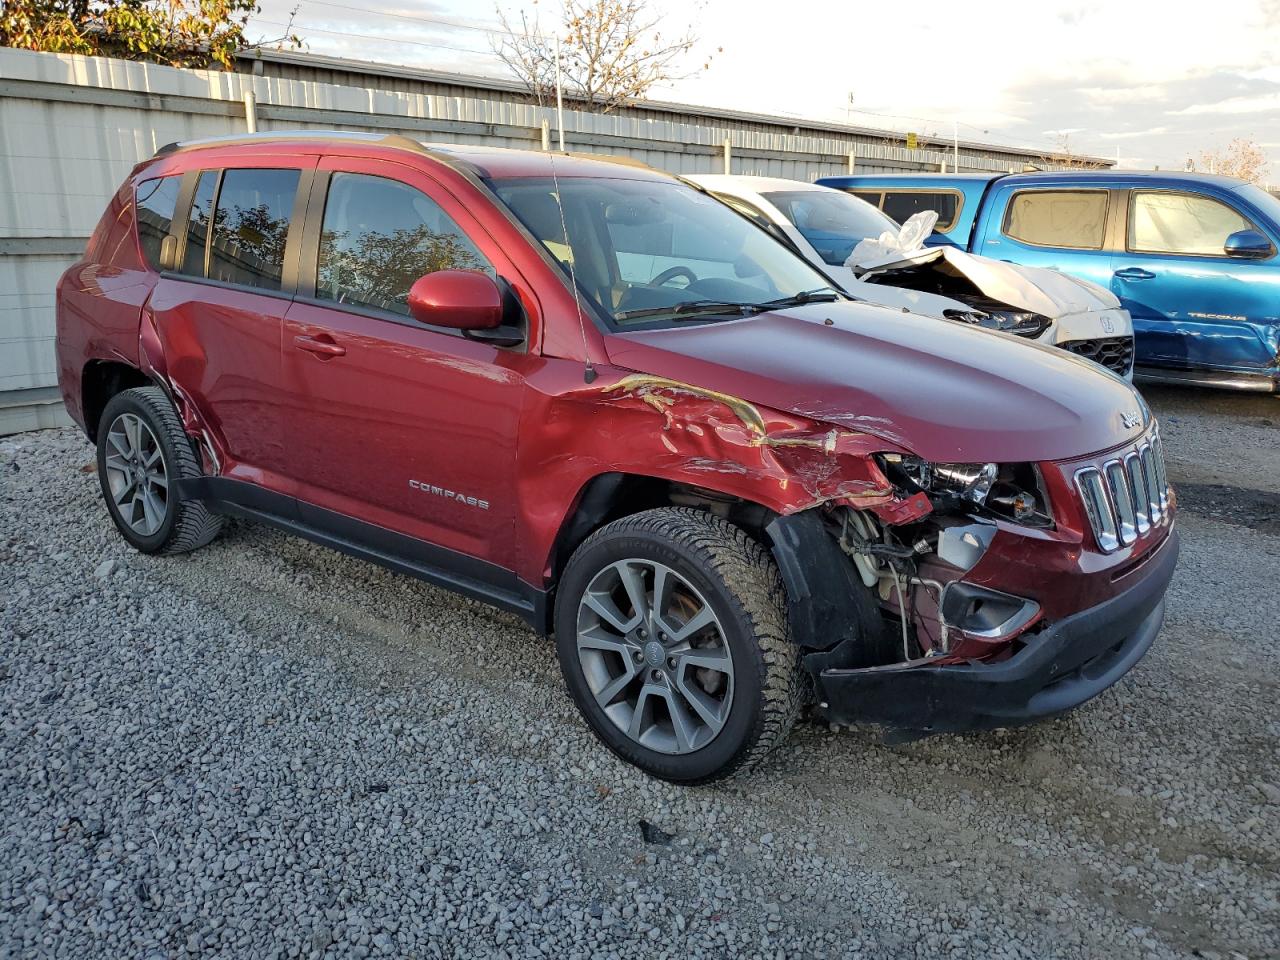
[1,386,1278,959]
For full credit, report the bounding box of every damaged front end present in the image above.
[767,444,1178,737]
[849,243,1137,377]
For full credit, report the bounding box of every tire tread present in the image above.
[108,386,223,554]
[568,507,805,783]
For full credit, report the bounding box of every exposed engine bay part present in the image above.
[857,257,1052,339]
[824,500,1048,669]
[847,221,1120,321]
[834,508,948,660]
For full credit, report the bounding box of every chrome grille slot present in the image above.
[1074,430,1170,553]
[1076,468,1119,552]
[1152,435,1169,511]
[1140,444,1162,523]
[1126,452,1150,533]
[1104,461,1137,545]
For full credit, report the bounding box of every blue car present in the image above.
[819,170,1280,392]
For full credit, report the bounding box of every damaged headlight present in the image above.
[877,454,1052,526]
[987,310,1051,339]
[943,308,1051,340]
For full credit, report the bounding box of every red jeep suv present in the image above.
[56,132,1178,783]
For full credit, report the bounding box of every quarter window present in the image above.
[135,176,180,271]
[881,190,961,231]
[316,173,493,317]
[1004,190,1108,249]
[208,168,301,290]
[1129,191,1255,256]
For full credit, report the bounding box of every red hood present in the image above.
[603,302,1147,463]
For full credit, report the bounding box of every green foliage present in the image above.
[0,0,288,70]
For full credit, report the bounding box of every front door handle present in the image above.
[1113,267,1155,281]
[293,334,346,358]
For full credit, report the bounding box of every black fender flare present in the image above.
[765,510,894,670]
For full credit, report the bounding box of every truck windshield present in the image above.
[490,177,841,327]
[763,190,899,266]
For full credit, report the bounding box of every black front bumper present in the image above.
[816,527,1179,733]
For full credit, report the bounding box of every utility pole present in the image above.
[953,119,959,172]
[554,33,566,152]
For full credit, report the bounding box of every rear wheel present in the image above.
[96,386,223,555]
[555,508,805,783]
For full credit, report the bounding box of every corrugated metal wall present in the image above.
[0,47,1074,433]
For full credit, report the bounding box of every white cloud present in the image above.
[1170,93,1280,115]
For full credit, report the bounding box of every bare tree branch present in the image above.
[1037,133,1108,171]
[492,0,718,114]
[1198,138,1269,184]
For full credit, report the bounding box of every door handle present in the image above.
[293,334,346,358]
[1113,267,1155,281]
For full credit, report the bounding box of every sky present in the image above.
[247,0,1280,179]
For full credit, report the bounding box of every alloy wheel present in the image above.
[575,559,734,754]
[103,413,169,536]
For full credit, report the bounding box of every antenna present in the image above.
[546,148,596,383]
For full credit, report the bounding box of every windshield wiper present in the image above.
[616,288,844,323]
[616,299,754,321]
[751,287,843,310]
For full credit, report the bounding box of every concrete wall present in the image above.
[0,46,1075,434]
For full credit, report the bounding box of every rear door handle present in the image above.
[293,334,346,358]
[1113,267,1155,281]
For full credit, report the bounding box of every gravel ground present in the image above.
[1,386,1278,960]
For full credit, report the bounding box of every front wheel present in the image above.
[554,508,805,784]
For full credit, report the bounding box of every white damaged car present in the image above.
[687,175,1135,379]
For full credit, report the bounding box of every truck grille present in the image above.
[1061,336,1134,376]
[1074,432,1170,553]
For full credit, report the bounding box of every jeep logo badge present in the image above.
[1121,411,1142,429]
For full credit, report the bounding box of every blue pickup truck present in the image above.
[817,171,1280,392]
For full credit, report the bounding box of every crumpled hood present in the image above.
[604,301,1147,463]
[854,246,1122,319]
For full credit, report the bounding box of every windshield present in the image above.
[763,190,898,266]
[490,176,840,326]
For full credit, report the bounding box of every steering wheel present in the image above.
[649,265,697,288]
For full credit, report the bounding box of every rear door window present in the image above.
[315,172,493,317]
[881,190,961,230]
[1128,191,1256,256]
[207,169,301,290]
[180,171,218,277]
[1003,189,1109,249]
[135,176,181,270]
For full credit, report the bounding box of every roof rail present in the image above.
[566,151,658,172]
[152,130,430,159]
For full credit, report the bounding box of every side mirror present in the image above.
[1223,229,1273,259]
[407,270,503,330]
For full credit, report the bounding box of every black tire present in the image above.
[96,386,223,555]
[554,507,805,784]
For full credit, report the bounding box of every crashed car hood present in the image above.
[853,246,1121,319]
[604,301,1147,464]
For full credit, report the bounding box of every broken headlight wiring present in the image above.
[876,454,1053,527]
